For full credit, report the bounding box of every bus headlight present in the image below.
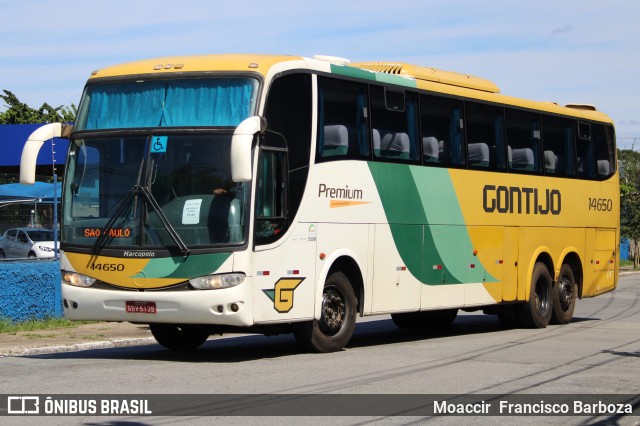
[62,271,96,287]
[189,273,246,290]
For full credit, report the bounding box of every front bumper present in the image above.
[62,281,254,326]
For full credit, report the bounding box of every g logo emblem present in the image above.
[263,278,305,313]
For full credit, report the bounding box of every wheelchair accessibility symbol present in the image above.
[151,136,168,153]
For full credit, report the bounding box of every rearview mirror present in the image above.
[20,122,73,184]
[231,116,266,182]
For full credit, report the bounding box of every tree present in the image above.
[0,90,76,124]
[619,149,640,268]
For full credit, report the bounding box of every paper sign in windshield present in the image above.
[182,199,202,225]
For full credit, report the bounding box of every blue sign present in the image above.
[151,136,168,153]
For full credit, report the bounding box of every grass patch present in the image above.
[0,317,97,334]
[23,333,59,339]
[620,259,638,269]
[79,333,107,341]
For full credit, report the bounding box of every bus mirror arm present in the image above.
[231,116,266,182]
[20,122,73,185]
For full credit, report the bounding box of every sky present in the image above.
[2,0,639,149]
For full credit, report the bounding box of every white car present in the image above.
[0,228,57,259]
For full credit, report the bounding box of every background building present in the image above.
[0,124,67,232]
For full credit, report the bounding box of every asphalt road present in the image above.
[1,274,639,425]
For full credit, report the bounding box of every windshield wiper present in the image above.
[88,185,137,264]
[89,184,191,263]
[133,185,191,256]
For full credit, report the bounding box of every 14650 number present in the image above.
[89,263,125,272]
[589,198,613,211]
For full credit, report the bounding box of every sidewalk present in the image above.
[0,321,155,357]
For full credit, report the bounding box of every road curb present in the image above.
[0,337,156,357]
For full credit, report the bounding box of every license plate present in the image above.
[125,301,156,314]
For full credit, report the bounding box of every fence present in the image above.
[0,260,62,322]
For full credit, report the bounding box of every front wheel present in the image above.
[551,264,577,324]
[293,272,357,353]
[149,324,209,350]
[517,262,553,328]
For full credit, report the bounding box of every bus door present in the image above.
[502,227,519,301]
[251,144,316,323]
[593,228,616,294]
[371,224,421,313]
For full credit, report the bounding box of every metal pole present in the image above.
[53,173,58,259]
[51,127,59,260]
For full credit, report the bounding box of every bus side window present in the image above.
[316,77,369,161]
[577,137,595,178]
[263,73,312,226]
[370,87,418,162]
[465,102,506,170]
[592,123,616,178]
[505,109,542,173]
[420,94,465,167]
[541,115,576,177]
[254,142,287,246]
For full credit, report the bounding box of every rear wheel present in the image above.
[391,309,458,330]
[517,262,553,328]
[551,264,577,324]
[149,324,209,350]
[0,249,5,258]
[293,272,357,353]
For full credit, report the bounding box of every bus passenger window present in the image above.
[577,137,595,178]
[370,87,418,162]
[465,102,506,169]
[420,95,465,166]
[316,77,369,161]
[505,109,541,173]
[541,115,576,177]
[592,123,616,178]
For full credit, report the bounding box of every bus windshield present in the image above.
[75,77,259,130]
[63,134,249,250]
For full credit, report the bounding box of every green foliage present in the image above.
[619,149,640,268]
[0,89,76,124]
[0,317,95,333]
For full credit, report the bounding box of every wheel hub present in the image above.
[320,288,346,335]
[558,277,574,310]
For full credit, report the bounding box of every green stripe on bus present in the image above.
[374,72,417,88]
[330,64,377,81]
[133,252,231,279]
[368,162,496,285]
[330,64,417,88]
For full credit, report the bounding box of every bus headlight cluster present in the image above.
[62,271,96,287]
[189,273,246,290]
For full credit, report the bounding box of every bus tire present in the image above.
[550,264,577,325]
[391,309,458,330]
[517,262,553,328]
[293,272,357,353]
[149,323,209,351]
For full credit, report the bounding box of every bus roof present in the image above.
[351,61,501,93]
[88,53,305,79]
[87,53,613,125]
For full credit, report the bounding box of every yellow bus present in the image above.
[21,54,618,352]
